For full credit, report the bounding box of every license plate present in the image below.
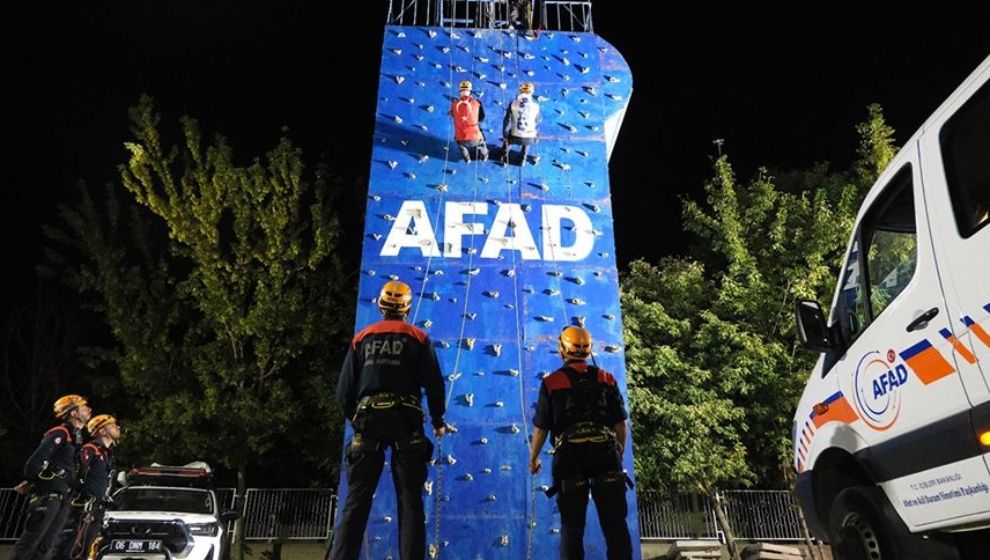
[109,539,164,553]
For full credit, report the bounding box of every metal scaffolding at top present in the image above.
[386,0,593,32]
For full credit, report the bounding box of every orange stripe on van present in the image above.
[899,340,956,384]
[811,393,859,428]
[940,328,978,365]
[962,317,990,350]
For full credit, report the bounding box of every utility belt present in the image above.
[69,494,106,510]
[355,392,423,415]
[28,491,67,507]
[37,466,69,481]
[353,392,425,440]
[348,430,429,454]
[544,470,634,498]
[553,421,617,450]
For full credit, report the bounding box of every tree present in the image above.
[0,284,91,482]
[622,106,897,557]
[42,97,354,554]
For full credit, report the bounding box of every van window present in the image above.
[837,240,868,341]
[865,191,917,318]
[834,167,916,346]
[940,81,990,238]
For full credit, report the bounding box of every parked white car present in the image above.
[93,465,238,560]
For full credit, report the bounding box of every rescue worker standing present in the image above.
[55,414,119,560]
[450,80,489,162]
[11,395,92,560]
[500,82,541,166]
[332,280,446,560]
[530,327,633,560]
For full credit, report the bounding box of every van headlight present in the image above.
[188,523,218,536]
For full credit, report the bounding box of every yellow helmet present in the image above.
[87,414,117,435]
[378,280,413,316]
[519,82,534,94]
[459,80,472,91]
[559,326,592,361]
[53,395,87,418]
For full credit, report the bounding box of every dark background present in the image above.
[0,2,987,482]
[4,2,989,288]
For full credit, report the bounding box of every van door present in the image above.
[919,78,990,401]
[827,160,979,528]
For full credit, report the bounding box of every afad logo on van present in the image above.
[852,349,909,431]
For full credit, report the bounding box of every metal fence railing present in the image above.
[0,490,29,541]
[386,0,593,32]
[637,490,805,542]
[636,491,720,541]
[2,487,804,543]
[722,490,804,542]
[242,489,336,541]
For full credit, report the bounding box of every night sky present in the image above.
[3,2,988,296]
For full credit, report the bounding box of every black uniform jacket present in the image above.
[532,361,628,442]
[337,319,446,429]
[77,440,114,500]
[24,423,80,494]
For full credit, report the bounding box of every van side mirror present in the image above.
[795,300,834,353]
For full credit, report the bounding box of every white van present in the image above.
[792,54,990,560]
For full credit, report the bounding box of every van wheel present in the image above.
[828,486,959,560]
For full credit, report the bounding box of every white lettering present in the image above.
[541,204,595,261]
[444,202,488,258]
[380,200,441,257]
[481,203,541,260]
[376,200,597,261]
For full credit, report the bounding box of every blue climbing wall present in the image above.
[336,26,639,559]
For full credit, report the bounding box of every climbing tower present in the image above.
[337,1,638,557]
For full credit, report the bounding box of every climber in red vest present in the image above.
[450,80,489,163]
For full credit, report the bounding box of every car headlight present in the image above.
[188,523,218,537]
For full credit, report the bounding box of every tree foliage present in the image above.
[41,96,353,484]
[622,105,898,491]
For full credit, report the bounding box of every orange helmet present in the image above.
[559,326,592,361]
[86,414,117,436]
[53,395,87,418]
[519,82,534,94]
[378,280,413,316]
